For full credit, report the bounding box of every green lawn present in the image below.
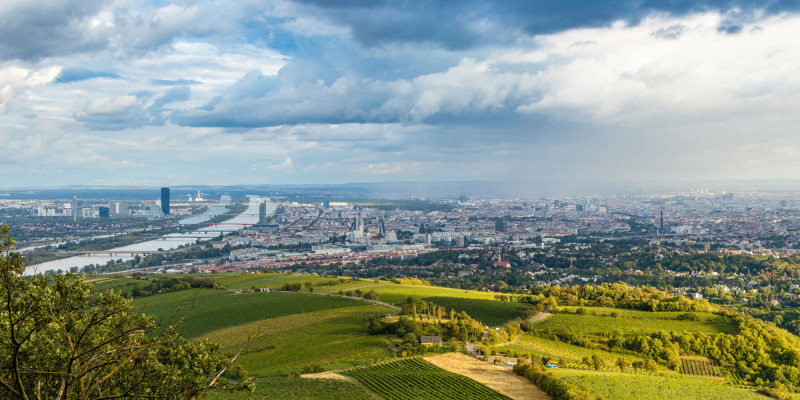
[537,307,735,336]
[204,377,377,400]
[134,289,364,338]
[551,369,766,400]
[424,296,530,326]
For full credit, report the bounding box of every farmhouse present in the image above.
[541,357,558,368]
[419,336,443,347]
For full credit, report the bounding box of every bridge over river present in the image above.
[25,195,273,275]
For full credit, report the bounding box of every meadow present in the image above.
[551,369,766,400]
[537,307,735,336]
[496,333,650,365]
[424,296,531,326]
[133,289,365,338]
[344,357,511,400]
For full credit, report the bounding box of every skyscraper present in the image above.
[72,191,78,223]
[259,201,267,225]
[161,187,170,215]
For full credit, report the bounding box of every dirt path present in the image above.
[425,353,551,400]
[527,305,551,323]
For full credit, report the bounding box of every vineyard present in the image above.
[679,357,723,378]
[424,296,531,326]
[552,369,766,400]
[344,358,511,400]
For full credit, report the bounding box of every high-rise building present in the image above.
[98,207,110,218]
[259,201,267,225]
[161,187,170,215]
[72,191,78,222]
[378,218,386,238]
[495,221,509,232]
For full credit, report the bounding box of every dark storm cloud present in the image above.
[0,0,107,61]
[295,0,800,48]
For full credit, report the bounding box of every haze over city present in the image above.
[2,1,800,188]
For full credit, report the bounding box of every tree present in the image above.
[616,357,629,371]
[0,224,253,399]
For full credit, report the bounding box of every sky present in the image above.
[2,0,800,188]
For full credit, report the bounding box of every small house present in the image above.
[541,357,557,368]
[419,336,443,347]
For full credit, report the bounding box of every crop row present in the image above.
[680,358,722,377]
[345,358,510,400]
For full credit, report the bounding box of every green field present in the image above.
[551,369,766,400]
[344,358,510,400]
[680,357,723,378]
[310,279,499,303]
[496,333,650,365]
[204,377,377,400]
[215,272,337,290]
[424,296,530,326]
[134,289,365,338]
[537,307,735,336]
[208,304,394,375]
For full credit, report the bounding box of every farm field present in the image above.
[550,369,766,400]
[424,296,530,326]
[204,376,378,400]
[134,289,365,338]
[311,279,499,303]
[495,333,650,365]
[89,276,141,295]
[679,356,723,377]
[206,304,393,375]
[344,357,511,400]
[425,353,550,400]
[536,307,735,336]
[214,272,337,290]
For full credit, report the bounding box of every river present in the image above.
[24,195,272,275]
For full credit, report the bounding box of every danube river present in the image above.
[24,195,273,275]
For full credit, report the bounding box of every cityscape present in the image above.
[4,1,800,399]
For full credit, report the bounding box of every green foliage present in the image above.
[0,224,251,399]
[345,358,510,400]
[424,296,531,326]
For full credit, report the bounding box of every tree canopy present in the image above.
[0,224,252,399]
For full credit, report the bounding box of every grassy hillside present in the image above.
[134,289,365,338]
[496,333,650,365]
[209,304,393,375]
[424,296,531,326]
[204,376,377,400]
[551,369,766,400]
[537,307,735,336]
[344,357,511,400]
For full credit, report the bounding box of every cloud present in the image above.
[151,79,202,86]
[55,67,120,83]
[0,64,62,114]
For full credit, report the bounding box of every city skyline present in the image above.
[2,1,800,186]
